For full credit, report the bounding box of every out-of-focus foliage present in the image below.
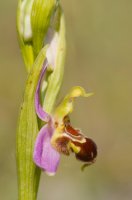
[0,0,132,199]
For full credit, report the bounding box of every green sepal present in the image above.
[16,47,47,200]
[31,0,57,57]
[54,86,94,120]
[43,7,66,114]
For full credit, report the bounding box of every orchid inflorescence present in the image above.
[16,0,97,199]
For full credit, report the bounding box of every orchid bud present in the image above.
[31,0,57,57]
[17,0,58,72]
[17,0,34,72]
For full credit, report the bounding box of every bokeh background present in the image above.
[0,0,132,199]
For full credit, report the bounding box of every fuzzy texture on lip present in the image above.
[72,137,97,162]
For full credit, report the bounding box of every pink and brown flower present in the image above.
[33,62,97,175]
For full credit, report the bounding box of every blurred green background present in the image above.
[0,0,132,199]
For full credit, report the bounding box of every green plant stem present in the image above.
[17,48,46,200]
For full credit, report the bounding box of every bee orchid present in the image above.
[33,61,97,175]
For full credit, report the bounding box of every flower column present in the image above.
[16,0,66,199]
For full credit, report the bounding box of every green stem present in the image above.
[16,3,66,200]
[17,48,46,200]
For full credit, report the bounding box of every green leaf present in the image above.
[43,7,66,114]
[16,47,47,200]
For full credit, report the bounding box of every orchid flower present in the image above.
[33,61,97,175]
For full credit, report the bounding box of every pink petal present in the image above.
[35,60,50,122]
[33,124,60,175]
[45,28,59,68]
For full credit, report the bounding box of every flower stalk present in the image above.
[16,0,66,199]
